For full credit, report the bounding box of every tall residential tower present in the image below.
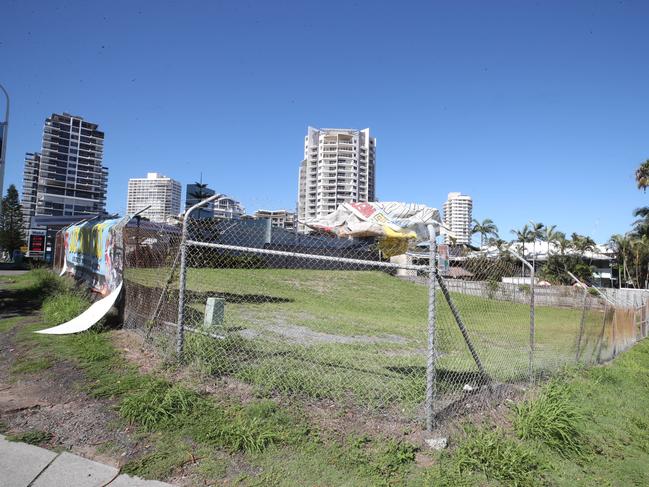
[22,113,108,234]
[126,172,181,223]
[297,127,375,232]
[443,192,473,245]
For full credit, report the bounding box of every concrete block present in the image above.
[33,451,118,487]
[204,297,224,329]
[0,434,57,487]
[108,473,174,486]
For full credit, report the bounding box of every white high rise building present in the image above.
[297,127,375,233]
[443,192,473,245]
[126,172,181,223]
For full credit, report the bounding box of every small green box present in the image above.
[204,297,225,329]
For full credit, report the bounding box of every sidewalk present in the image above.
[0,434,174,487]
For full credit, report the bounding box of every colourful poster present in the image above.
[62,217,127,296]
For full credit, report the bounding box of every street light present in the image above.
[0,83,9,205]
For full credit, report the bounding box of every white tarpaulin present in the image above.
[304,202,444,240]
[35,282,122,335]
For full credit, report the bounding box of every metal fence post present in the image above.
[575,287,588,363]
[176,194,221,361]
[529,263,535,382]
[426,224,438,432]
[509,249,535,383]
[176,216,189,360]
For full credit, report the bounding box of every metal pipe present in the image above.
[176,194,221,360]
[575,287,589,362]
[0,83,9,203]
[425,224,438,432]
[435,272,491,386]
[186,240,428,272]
[508,248,536,382]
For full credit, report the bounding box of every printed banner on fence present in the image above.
[62,217,127,296]
[304,202,444,241]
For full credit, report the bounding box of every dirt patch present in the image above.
[111,329,164,375]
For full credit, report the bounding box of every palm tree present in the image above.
[471,218,499,248]
[554,231,570,256]
[528,221,545,270]
[511,224,533,275]
[636,159,649,192]
[609,233,632,288]
[632,207,649,237]
[543,225,560,254]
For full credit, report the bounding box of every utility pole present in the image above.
[0,83,9,205]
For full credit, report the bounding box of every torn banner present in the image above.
[38,217,128,335]
[304,202,444,256]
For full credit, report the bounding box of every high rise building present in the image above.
[443,192,473,245]
[213,196,244,219]
[254,209,296,230]
[126,172,181,223]
[185,182,216,219]
[21,113,108,233]
[297,127,375,233]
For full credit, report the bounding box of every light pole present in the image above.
[0,83,9,205]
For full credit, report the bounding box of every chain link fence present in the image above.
[119,202,648,431]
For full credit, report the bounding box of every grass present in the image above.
[513,381,585,457]
[5,270,649,486]
[6,430,53,445]
[127,267,609,411]
[427,427,543,487]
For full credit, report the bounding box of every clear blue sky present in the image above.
[1,0,648,243]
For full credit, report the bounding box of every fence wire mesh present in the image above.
[119,208,648,430]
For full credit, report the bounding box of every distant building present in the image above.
[21,113,108,253]
[185,183,216,219]
[126,172,181,223]
[213,195,244,220]
[254,209,296,230]
[443,192,472,245]
[297,127,376,233]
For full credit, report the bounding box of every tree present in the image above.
[636,159,649,193]
[609,233,633,288]
[510,224,533,275]
[554,231,571,256]
[471,218,499,248]
[528,221,545,268]
[543,225,560,248]
[0,185,25,256]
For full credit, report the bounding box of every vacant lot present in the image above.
[127,268,608,415]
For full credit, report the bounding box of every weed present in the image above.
[7,430,53,445]
[513,381,585,456]
[121,434,193,479]
[119,380,201,430]
[451,426,542,486]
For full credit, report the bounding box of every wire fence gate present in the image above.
[118,199,649,432]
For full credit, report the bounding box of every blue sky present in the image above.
[1,0,648,243]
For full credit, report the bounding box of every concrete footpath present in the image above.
[0,435,174,487]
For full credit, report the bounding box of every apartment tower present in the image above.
[443,192,473,245]
[22,113,108,232]
[297,127,375,233]
[126,172,181,223]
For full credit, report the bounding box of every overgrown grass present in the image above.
[513,380,585,456]
[6,430,53,445]
[7,270,649,486]
[427,426,543,487]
